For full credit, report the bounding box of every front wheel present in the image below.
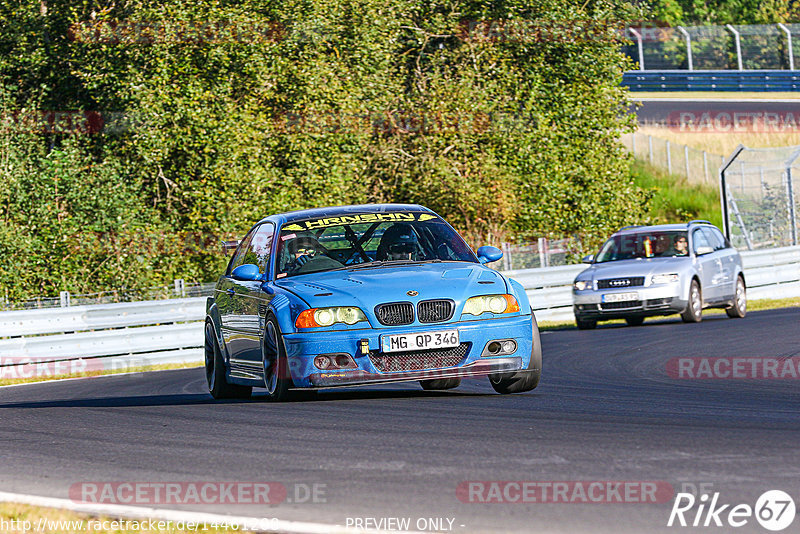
[726,276,747,318]
[205,321,252,400]
[681,280,703,323]
[262,315,294,401]
[489,313,542,394]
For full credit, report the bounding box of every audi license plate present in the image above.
[381,330,459,353]
[601,292,639,303]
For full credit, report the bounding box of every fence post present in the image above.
[726,24,743,70]
[666,140,672,174]
[537,237,547,268]
[628,27,645,70]
[779,23,794,70]
[648,135,653,164]
[501,242,511,271]
[787,168,798,246]
[174,279,186,298]
[632,132,637,157]
[703,151,709,183]
[677,26,693,70]
[684,145,690,179]
[60,291,71,308]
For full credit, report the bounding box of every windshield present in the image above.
[276,212,478,277]
[595,231,689,263]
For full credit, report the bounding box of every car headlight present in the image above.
[651,273,680,285]
[573,280,591,291]
[295,307,367,328]
[463,294,520,316]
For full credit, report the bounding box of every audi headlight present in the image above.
[651,273,679,285]
[296,307,367,328]
[573,280,591,291]
[463,294,520,316]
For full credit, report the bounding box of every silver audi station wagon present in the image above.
[572,221,746,329]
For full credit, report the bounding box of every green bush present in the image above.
[0,0,649,300]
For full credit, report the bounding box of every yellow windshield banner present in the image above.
[283,212,437,231]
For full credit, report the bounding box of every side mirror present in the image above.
[695,246,714,256]
[232,264,265,282]
[582,254,594,264]
[477,245,503,264]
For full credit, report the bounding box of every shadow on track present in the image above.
[0,387,497,409]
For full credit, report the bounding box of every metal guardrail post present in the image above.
[628,28,645,70]
[677,26,693,70]
[719,144,746,244]
[726,24,744,70]
[538,238,547,268]
[174,279,186,298]
[703,151,709,183]
[666,140,672,174]
[786,150,799,246]
[59,291,71,308]
[684,145,690,179]
[648,135,653,164]
[632,132,637,157]
[778,23,794,70]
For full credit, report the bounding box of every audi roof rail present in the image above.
[687,219,712,226]
[617,225,644,231]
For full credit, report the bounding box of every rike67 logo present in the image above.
[668,490,795,531]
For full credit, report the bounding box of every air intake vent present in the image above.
[417,299,454,323]
[375,302,414,326]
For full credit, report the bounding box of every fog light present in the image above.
[314,355,331,370]
[488,341,502,354]
[502,340,516,353]
[335,354,352,368]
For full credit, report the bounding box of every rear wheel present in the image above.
[490,313,542,394]
[726,276,747,318]
[625,316,645,326]
[205,321,252,400]
[681,279,703,323]
[420,378,461,390]
[262,315,294,401]
[575,316,597,330]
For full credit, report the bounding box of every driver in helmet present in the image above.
[378,224,420,261]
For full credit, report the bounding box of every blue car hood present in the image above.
[274,262,506,314]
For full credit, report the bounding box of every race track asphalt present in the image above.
[1,307,799,533]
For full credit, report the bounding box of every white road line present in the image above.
[0,491,416,534]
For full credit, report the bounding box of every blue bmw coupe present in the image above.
[204,204,541,400]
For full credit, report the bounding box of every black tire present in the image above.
[575,316,597,330]
[420,378,461,390]
[262,315,294,402]
[489,313,542,394]
[625,316,645,326]
[726,275,747,318]
[681,279,703,323]
[205,321,252,400]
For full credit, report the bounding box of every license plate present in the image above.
[602,292,639,303]
[381,330,459,353]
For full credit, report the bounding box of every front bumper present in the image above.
[573,283,687,319]
[282,314,533,388]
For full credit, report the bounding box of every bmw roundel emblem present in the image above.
[407,290,419,296]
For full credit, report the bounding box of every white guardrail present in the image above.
[0,246,798,377]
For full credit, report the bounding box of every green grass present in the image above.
[631,159,723,228]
